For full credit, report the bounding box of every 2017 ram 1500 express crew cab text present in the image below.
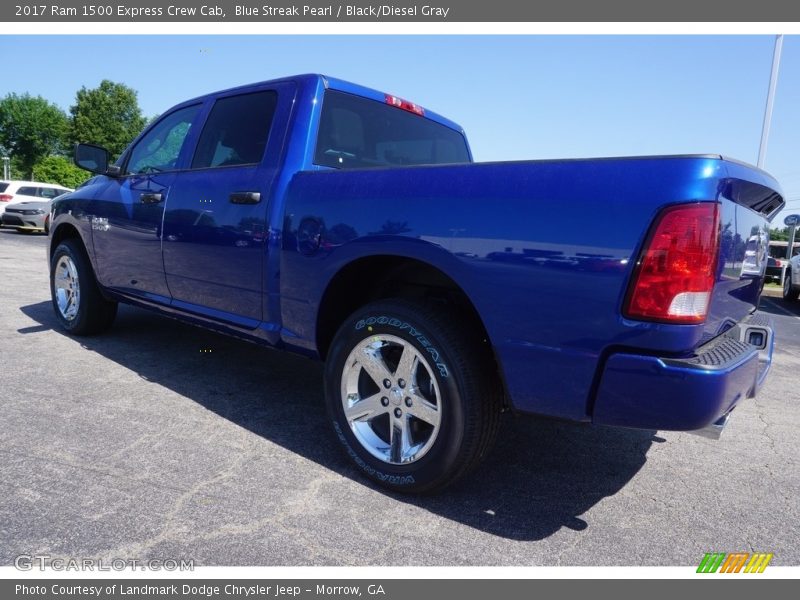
[50,74,782,492]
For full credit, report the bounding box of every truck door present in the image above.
[91,104,202,301]
[162,83,295,328]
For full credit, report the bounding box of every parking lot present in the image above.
[1,227,798,566]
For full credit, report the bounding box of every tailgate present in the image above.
[704,159,783,342]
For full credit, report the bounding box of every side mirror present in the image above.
[74,143,113,175]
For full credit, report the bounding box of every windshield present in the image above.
[314,90,470,169]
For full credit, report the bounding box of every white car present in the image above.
[1,192,72,234]
[0,180,73,218]
[784,252,800,301]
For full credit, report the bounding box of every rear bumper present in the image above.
[593,312,773,432]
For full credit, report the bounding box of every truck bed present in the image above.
[281,154,782,422]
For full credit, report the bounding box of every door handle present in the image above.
[229,191,261,205]
[140,192,163,204]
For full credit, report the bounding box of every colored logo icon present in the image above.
[697,552,773,573]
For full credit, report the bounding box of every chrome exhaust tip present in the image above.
[689,412,731,440]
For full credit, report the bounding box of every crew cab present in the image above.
[49,74,783,493]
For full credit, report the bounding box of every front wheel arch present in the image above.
[49,222,85,261]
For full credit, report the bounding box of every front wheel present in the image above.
[784,270,799,301]
[325,299,501,494]
[50,239,118,335]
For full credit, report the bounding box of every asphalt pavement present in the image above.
[1,227,798,566]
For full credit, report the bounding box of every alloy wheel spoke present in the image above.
[344,392,388,422]
[394,345,418,384]
[389,414,412,463]
[407,392,440,427]
[358,345,394,387]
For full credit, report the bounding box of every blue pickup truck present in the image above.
[50,74,782,493]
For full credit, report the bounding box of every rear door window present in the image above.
[16,186,38,197]
[39,187,62,199]
[314,90,471,169]
[191,90,278,169]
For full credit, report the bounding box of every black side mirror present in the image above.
[74,143,113,175]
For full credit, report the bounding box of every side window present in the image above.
[127,104,201,174]
[191,91,277,169]
[39,187,60,199]
[16,186,37,196]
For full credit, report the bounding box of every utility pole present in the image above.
[757,34,783,169]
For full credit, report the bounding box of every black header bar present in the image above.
[4,0,800,22]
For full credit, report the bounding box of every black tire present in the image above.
[784,270,800,301]
[50,238,117,335]
[325,298,501,494]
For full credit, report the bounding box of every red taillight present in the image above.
[385,94,425,116]
[624,202,720,324]
[0,194,12,202]
[775,259,783,267]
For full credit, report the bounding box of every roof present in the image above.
[171,73,466,134]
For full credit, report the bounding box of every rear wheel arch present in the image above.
[315,254,509,406]
[317,256,490,350]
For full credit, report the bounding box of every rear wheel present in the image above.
[784,270,799,301]
[50,239,117,335]
[325,299,501,494]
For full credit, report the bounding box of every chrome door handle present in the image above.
[140,192,163,204]
[229,191,261,204]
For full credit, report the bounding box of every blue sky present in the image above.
[3,35,800,223]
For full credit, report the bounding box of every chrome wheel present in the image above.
[341,334,442,465]
[784,272,791,297]
[54,255,80,321]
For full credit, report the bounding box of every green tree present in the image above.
[32,155,90,189]
[70,80,147,160]
[0,93,68,179]
[770,227,789,241]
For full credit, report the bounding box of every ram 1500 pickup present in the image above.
[50,74,783,493]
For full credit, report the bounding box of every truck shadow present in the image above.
[759,294,800,318]
[20,300,656,542]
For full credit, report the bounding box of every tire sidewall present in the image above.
[325,302,468,492]
[784,270,797,300]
